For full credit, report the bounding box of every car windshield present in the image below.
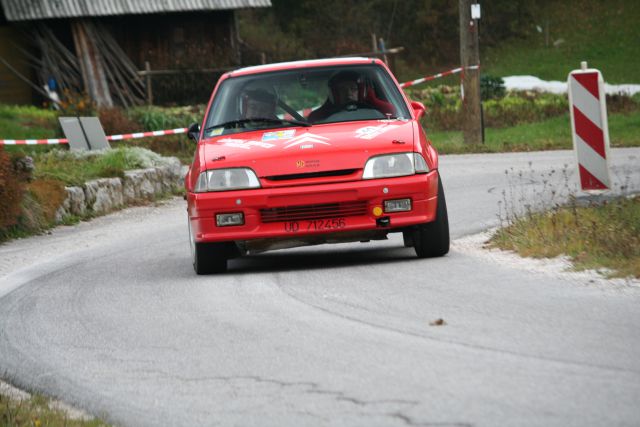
[202,64,411,138]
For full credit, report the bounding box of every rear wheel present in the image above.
[189,219,228,274]
[413,173,450,258]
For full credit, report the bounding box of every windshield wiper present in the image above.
[260,117,312,127]
[204,117,311,133]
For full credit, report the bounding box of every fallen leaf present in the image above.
[429,318,446,326]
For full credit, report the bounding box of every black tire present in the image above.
[402,231,414,247]
[189,219,228,274]
[193,242,228,275]
[413,173,450,258]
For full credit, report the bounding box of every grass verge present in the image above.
[0,105,59,140]
[0,392,109,427]
[489,196,640,278]
[482,0,640,83]
[32,146,178,187]
[428,111,640,154]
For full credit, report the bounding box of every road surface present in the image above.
[1,149,639,426]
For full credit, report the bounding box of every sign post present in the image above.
[568,61,611,191]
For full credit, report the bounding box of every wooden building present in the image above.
[0,0,271,106]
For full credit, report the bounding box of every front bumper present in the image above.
[188,170,439,243]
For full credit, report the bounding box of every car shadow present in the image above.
[227,244,420,275]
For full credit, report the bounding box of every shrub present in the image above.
[0,148,25,228]
[98,108,140,135]
[27,179,67,224]
[57,90,96,116]
[127,105,203,132]
[480,75,506,100]
[607,93,640,114]
[410,87,576,130]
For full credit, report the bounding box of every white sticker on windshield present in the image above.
[207,128,224,137]
[218,138,275,150]
[262,129,296,141]
[354,124,400,140]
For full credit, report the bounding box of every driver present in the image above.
[242,88,278,119]
[308,71,362,123]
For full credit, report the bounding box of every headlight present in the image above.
[362,153,429,179]
[195,168,261,192]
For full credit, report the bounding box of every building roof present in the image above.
[0,0,271,21]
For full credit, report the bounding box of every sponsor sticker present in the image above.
[262,129,296,141]
[207,127,224,137]
[355,124,399,140]
[283,133,331,149]
[218,138,275,150]
[296,159,320,168]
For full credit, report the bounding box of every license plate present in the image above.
[284,217,346,233]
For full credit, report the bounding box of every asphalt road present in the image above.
[1,148,639,427]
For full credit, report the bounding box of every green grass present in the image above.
[490,196,640,278]
[127,105,204,132]
[0,105,59,140]
[1,392,109,427]
[428,111,640,154]
[482,0,640,83]
[32,147,176,187]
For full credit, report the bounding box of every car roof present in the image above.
[227,57,384,77]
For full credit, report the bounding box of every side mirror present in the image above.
[187,122,200,142]
[411,101,426,120]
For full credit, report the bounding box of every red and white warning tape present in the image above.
[0,127,189,145]
[106,127,188,141]
[400,65,480,88]
[0,138,68,145]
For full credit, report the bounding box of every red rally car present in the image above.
[186,57,449,274]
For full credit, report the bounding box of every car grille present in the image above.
[265,169,358,181]
[260,201,368,223]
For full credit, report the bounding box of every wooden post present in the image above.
[459,0,482,145]
[231,11,242,65]
[71,20,113,107]
[145,61,153,105]
[379,38,388,66]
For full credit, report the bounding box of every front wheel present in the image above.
[413,172,450,258]
[189,219,228,274]
[193,242,228,275]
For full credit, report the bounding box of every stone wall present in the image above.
[55,158,186,222]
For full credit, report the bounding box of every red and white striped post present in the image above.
[568,61,611,191]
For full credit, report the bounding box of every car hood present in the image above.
[202,120,415,177]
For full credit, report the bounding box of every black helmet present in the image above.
[244,88,276,103]
[328,70,360,88]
